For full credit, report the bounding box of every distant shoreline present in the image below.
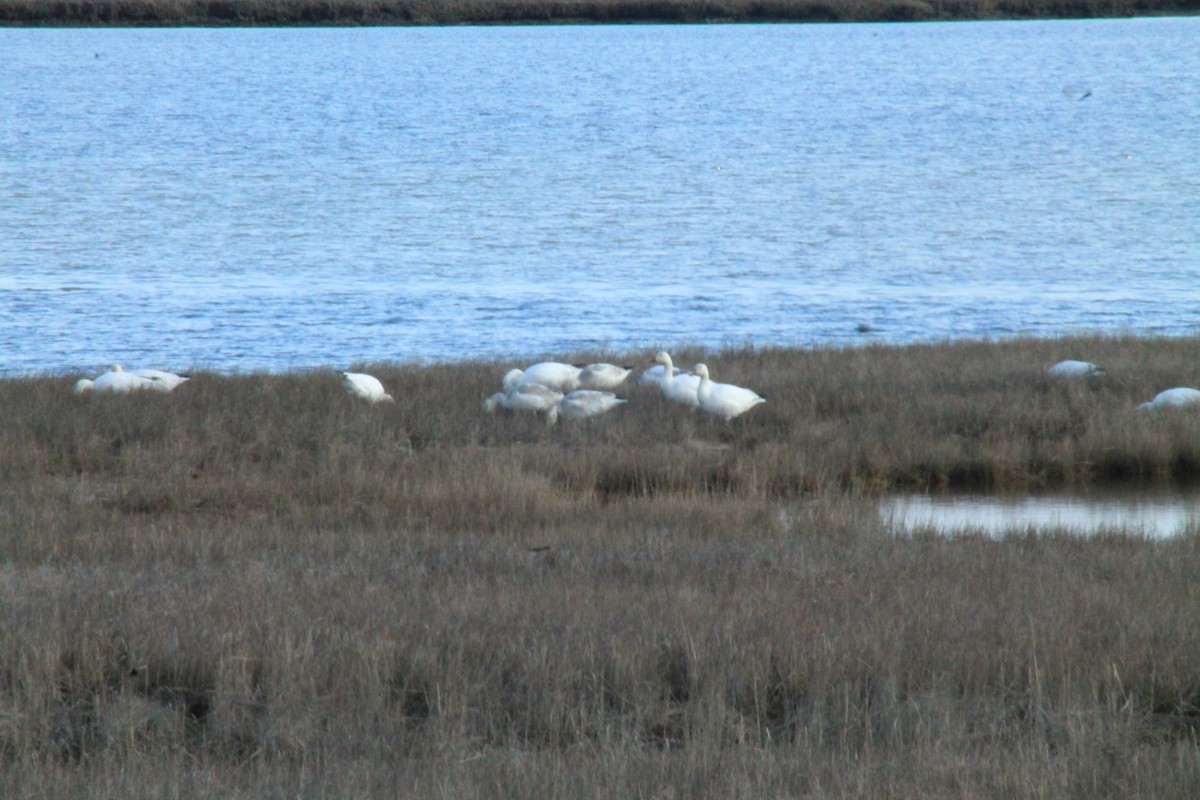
[2,0,1198,27]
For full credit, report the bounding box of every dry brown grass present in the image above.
[4,336,1200,796]
[1,0,1197,25]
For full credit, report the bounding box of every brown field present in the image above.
[3,335,1200,797]
[1,0,1198,26]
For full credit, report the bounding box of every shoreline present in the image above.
[11,333,1200,491]
[12,332,1200,382]
[2,0,1198,27]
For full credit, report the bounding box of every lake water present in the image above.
[882,489,1200,538]
[2,18,1199,375]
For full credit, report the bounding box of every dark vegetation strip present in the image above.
[1,0,1198,26]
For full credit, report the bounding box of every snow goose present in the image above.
[577,363,632,390]
[1137,387,1200,411]
[504,362,582,393]
[73,365,166,394]
[546,390,627,425]
[637,363,686,386]
[484,382,563,413]
[342,372,394,403]
[1048,360,1104,378]
[652,352,701,407]
[127,368,189,390]
[694,363,765,421]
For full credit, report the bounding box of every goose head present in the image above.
[501,368,524,391]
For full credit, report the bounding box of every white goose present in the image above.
[1048,360,1104,378]
[484,382,563,413]
[637,363,685,386]
[74,365,175,394]
[652,352,702,407]
[577,363,632,390]
[504,362,582,393]
[128,368,189,390]
[694,363,765,421]
[546,390,627,425]
[1137,387,1200,411]
[342,372,395,403]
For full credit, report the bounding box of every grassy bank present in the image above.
[3,335,1200,796]
[1,0,1198,26]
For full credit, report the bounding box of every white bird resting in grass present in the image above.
[74,365,183,394]
[577,363,633,390]
[651,351,702,407]
[342,372,394,403]
[545,390,627,425]
[484,382,564,413]
[1048,360,1105,378]
[636,362,687,386]
[1137,387,1200,411]
[503,362,583,393]
[693,362,766,422]
[125,367,190,390]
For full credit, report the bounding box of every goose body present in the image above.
[694,363,765,421]
[637,363,686,387]
[342,372,394,403]
[577,363,632,390]
[484,382,563,413]
[504,362,582,393]
[1137,387,1200,411]
[652,352,701,407]
[74,365,174,394]
[1048,360,1104,378]
[546,390,627,425]
[128,368,189,390]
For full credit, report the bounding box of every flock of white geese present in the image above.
[482,351,766,425]
[70,353,768,425]
[69,358,1200,418]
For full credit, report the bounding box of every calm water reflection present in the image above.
[882,489,1200,538]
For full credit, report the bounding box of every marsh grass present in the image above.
[1,0,1197,25]
[4,336,1200,796]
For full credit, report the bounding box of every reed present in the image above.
[3,335,1200,796]
[0,0,1196,25]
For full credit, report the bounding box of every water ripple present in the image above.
[2,20,1199,374]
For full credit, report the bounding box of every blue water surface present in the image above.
[2,18,1198,374]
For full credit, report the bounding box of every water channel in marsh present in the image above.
[882,487,1200,538]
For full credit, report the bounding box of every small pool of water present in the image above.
[881,489,1200,538]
